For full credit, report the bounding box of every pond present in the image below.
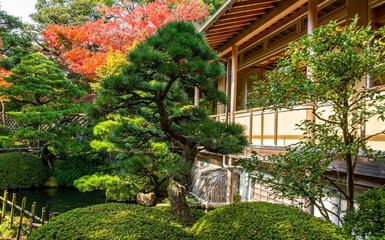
[5,188,106,220]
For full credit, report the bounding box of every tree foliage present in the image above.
[236,18,385,222]
[32,0,114,26]
[90,21,247,225]
[0,53,86,155]
[42,0,208,81]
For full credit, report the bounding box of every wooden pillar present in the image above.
[306,0,317,132]
[274,110,278,146]
[230,45,238,123]
[306,0,317,216]
[249,110,253,144]
[225,59,231,124]
[194,87,199,107]
[226,165,234,204]
[347,0,368,26]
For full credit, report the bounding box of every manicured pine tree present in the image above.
[91,21,248,225]
[0,52,86,158]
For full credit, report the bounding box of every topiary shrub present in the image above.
[344,186,385,239]
[0,152,48,189]
[192,202,352,240]
[28,203,196,240]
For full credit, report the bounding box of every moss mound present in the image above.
[0,152,47,189]
[192,202,352,240]
[28,203,195,240]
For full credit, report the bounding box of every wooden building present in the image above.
[192,0,385,222]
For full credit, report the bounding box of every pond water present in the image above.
[4,188,106,220]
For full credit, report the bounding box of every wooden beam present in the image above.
[206,29,239,37]
[211,21,252,30]
[207,34,237,41]
[230,45,238,123]
[218,16,259,25]
[217,0,307,56]
[239,5,307,52]
[221,10,267,21]
[230,3,275,13]
[347,0,368,26]
[233,0,281,8]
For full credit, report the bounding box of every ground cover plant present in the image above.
[28,202,352,240]
[0,152,47,189]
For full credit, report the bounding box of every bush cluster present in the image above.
[344,186,385,239]
[54,151,105,187]
[0,152,48,189]
[28,202,352,240]
[192,202,352,240]
[28,203,196,240]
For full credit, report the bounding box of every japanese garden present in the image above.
[0,0,385,239]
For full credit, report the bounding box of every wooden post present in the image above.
[261,113,264,145]
[225,59,231,124]
[16,197,26,240]
[306,0,318,140]
[194,87,199,107]
[274,110,278,146]
[227,165,235,204]
[28,202,36,235]
[249,110,253,144]
[1,190,8,223]
[230,45,238,123]
[9,193,16,229]
[41,207,46,224]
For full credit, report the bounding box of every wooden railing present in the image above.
[0,190,52,239]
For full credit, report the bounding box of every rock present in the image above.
[136,192,156,206]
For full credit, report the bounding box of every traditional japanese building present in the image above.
[192,0,385,224]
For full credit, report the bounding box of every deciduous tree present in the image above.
[236,18,385,222]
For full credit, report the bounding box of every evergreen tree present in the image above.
[91,21,248,225]
[0,53,86,157]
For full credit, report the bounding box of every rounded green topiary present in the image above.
[192,202,353,240]
[0,152,48,189]
[28,203,196,240]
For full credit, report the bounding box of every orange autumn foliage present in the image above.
[43,0,208,80]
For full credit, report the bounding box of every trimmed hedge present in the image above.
[28,204,199,240]
[0,152,48,189]
[28,202,352,240]
[192,202,353,240]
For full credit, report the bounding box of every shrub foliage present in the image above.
[192,202,352,240]
[28,203,195,240]
[0,152,47,189]
[344,186,385,239]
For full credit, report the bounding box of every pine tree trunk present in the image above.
[167,178,193,226]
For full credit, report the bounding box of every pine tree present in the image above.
[1,52,86,157]
[91,21,248,225]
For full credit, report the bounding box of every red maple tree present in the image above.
[43,0,208,80]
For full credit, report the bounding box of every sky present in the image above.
[0,0,38,23]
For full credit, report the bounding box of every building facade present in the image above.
[192,0,385,224]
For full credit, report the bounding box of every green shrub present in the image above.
[192,202,352,240]
[0,152,48,189]
[28,203,197,240]
[0,125,10,136]
[74,173,138,202]
[344,186,385,239]
[54,151,105,187]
